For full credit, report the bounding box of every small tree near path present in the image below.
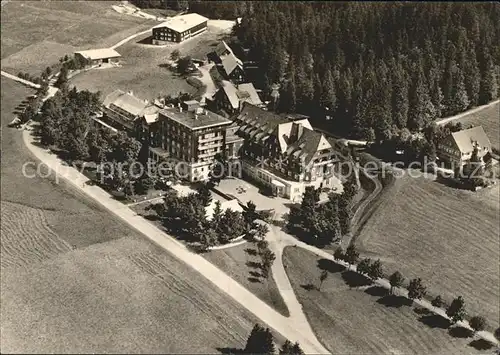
[407,278,427,300]
[344,244,359,270]
[333,247,344,262]
[431,295,444,308]
[170,49,181,61]
[367,259,384,282]
[446,296,467,324]
[280,340,305,355]
[244,324,276,354]
[469,316,486,334]
[357,258,372,276]
[319,270,328,291]
[261,248,276,279]
[389,271,404,295]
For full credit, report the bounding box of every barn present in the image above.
[74,48,121,68]
[152,13,208,44]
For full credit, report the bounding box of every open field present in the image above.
[1,1,155,75]
[69,22,229,100]
[1,236,259,353]
[356,173,500,329]
[204,243,290,317]
[455,101,500,150]
[0,77,262,353]
[283,247,484,354]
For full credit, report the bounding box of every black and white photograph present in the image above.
[1,1,499,354]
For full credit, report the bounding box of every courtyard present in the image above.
[215,177,295,220]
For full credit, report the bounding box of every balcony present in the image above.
[198,135,223,143]
[198,151,218,159]
[198,141,223,150]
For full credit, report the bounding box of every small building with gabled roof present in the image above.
[207,80,263,115]
[437,125,491,166]
[74,48,121,68]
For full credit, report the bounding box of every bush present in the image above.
[431,295,444,308]
[333,247,344,261]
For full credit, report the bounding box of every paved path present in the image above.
[435,100,500,126]
[267,225,314,333]
[1,71,41,89]
[197,64,217,104]
[22,126,329,354]
[111,28,155,49]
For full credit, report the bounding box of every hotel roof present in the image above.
[153,13,208,33]
[160,107,232,130]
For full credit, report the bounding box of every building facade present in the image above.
[234,103,340,202]
[152,104,234,182]
[152,13,208,44]
[437,126,491,167]
[102,90,160,140]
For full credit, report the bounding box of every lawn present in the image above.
[0,77,262,353]
[1,1,156,75]
[456,101,500,151]
[1,236,259,353]
[356,173,500,329]
[69,22,229,100]
[204,243,290,317]
[283,247,488,355]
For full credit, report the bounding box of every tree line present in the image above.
[230,2,499,140]
[332,244,491,337]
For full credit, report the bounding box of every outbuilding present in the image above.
[74,48,121,68]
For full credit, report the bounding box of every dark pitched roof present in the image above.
[221,53,243,76]
[284,128,332,166]
[213,41,233,57]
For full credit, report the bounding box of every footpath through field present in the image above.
[21,125,330,355]
[1,71,41,89]
[435,99,500,126]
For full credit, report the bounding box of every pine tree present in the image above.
[450,68,470,114]
[409,68,436,130]
[321,68,337,111]
[244,324,276,354]
[463,46,481,107]
[479,60,498,104]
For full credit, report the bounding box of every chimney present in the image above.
[179,106,183,113]
[194,113,198,120]
[128,90,134,96]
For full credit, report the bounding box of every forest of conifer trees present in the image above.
[231,2,500,139]
[134,1,499,140]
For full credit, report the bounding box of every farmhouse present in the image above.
[102,90,159,132]
[207,41,246,84]
[219,53,245,84]
[152,13,208,44]
[207,41,234,64]
[207,80,263,115]
[233,103,340,202]
[74,48,121,68]
[437,125,491,167]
